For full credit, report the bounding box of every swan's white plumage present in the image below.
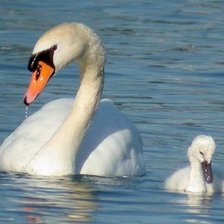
[0,99,144,176]
[0,23,145,176]
[165,135,224,193]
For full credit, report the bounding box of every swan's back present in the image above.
[78,99,144,176]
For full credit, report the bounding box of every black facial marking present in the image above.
[28,45,57,72]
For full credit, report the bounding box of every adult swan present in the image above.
[0,23,145,176]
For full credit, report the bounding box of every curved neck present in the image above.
[37,65,104,173]
[186,157,206,193]
[57,67,104,148]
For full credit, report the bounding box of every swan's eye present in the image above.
[199,151,204,156]
[35,64,42,81]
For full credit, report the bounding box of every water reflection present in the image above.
[179,193,214,224]
[3,174,98,223]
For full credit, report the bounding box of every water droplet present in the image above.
[25,106,29,118]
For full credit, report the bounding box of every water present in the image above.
[0,0,224,223]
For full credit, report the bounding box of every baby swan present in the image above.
[165,135,224,193]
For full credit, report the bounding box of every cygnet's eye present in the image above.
[199,151,205,160]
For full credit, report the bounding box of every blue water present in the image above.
[0,0,224,223]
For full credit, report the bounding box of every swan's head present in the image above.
[24,22,105,105]
[187,135,216,184]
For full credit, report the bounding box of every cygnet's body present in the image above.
[165,135,224,193]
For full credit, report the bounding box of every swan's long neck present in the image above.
[27,63,104,175]
[38,66,103,171]
[186,157,206,193]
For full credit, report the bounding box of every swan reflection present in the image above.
[14,175,98,223]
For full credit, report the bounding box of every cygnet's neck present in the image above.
[186,156,206,193]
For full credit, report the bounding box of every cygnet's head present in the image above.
[24,22,105,106]
[188,135,216,184]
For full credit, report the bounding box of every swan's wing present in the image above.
[0,98,73,172]
[77,99,145,176]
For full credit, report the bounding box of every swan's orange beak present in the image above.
[24,61,55,106]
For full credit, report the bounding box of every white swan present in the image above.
[165,135,224,193]
[0,23,145,176]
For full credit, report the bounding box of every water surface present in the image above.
[0,0,224,223]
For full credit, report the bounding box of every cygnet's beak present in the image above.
[201,160,213,184]
[24,61,55,106]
